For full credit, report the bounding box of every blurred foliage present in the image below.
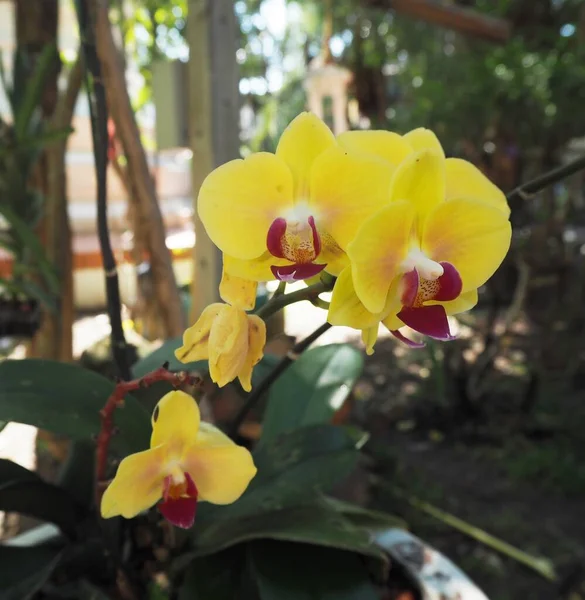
[0,46,67,314]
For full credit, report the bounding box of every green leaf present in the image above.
[58,440,96,507]
[131,337,204,378]
[250,541,380,600]
[132,338,280,385]
[0,359,151,455]
[17,280,58,312]
[321,497,406,532]
[0,458,39,485]
[14,44,58,139]
[0,205,59,293]
[0,478,87,539]
[0,545,63,600]
[261,344,364,443]
[215,424,360,519]
[178,551,243,600]
[18,126,74,151]
[180,499,386,563]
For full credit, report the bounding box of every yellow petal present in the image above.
[403,128,445,157]
[361,326,378,355]
[208,304,249,387]
[422,198,512,293]
[445,158,510,216]
[382,311,402,331]
[100,445,166,519]
[276,112,336,197]
[327,267,385,330]
[347,201,415,313]
[319,231,349,276]
[198,153,294,260]
[175,303,224,364]
[183,422,257,505]
[310,145,393,250]
[223,253,290,282]
[150,390,201,449]
[337,130,412,166]
[219,267,258,311]
[238,315,267,392]
[389,149,446,236]
[436,289,479,316]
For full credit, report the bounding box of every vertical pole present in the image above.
[187,0,240,321]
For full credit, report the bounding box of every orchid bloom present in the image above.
[101,390,256,529]
[198,112,393,283]
[175,268,265,391]
[329,129,511,348]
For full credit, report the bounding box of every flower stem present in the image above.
[228,322,332,438]
[254,280,333,320]
[371,475,558,582]
[507,153,585,203]
[77,0,130,381]
[273,280,287,298]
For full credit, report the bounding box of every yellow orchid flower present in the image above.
[101,390,257,529]
[198,112,393,283]
[329,134,511,348]
[175,302,266,391]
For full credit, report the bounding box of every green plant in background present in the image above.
[0,45,70,314]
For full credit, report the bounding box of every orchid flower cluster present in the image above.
[180,111,511,370]
[100,113,511,529]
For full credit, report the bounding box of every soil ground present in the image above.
[355,335,585,600]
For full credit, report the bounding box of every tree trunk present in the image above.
[16,0,75,361]
[187,0,240,320]
[44,57,84,362]
[94,0,185,338]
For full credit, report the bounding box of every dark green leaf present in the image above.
[17,280,57,312]
[0,458,39,485]
[0,206,59,293]
[250,541,380,600]
[131,337,205,378]
[181,500,386,563]
[178,551,243,600]
[132,338,280,386]
[58,440,96,507]
[261,344,364,443]
[14,44,58,139]
[72,580,114,600]
[0,545,63,600]
[18,126,74,151]
[211,425,359,519]
[0,359,151,454]
[0,479,87,539]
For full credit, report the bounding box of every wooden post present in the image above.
[187,0,240,321]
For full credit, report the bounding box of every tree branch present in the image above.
[507,154,585,203]
[228,322,332,438]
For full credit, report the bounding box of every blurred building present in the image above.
[0,1,193,310]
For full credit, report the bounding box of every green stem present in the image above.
[371,476,558,582]
[273,280,287,298]
[255,280,332,320]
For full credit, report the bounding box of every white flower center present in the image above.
[400,249,443,281]
[165,462,185,485]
